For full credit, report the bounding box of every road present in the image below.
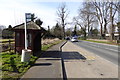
[21,41,118,79]
[62,41,118,78]
[73,40,119,65]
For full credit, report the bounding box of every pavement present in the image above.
[62,41,118,79]
[21,41,119,80]
[21,41,66,80]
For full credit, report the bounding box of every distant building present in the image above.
[105,33,119,40]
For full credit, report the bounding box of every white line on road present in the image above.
[89,44,119,53]
[81,40,118,48]
[79,40,119,52]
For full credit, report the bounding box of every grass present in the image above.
[0,39,14,42]
[82,39,120,46]
[42,40,63,51]
[0,39,15,45]
[1,51,37,80]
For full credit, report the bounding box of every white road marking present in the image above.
[88,44,119,52]
[79,40,119,52]
[81,40,118,48]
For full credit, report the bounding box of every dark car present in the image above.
[65,37,70,40]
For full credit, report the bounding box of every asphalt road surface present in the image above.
[72,40,119,65]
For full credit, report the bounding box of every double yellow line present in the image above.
[85,56,95,60]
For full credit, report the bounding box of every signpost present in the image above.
[21,13,32,62]
[25,13,32,49]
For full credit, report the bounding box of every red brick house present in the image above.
[13,21,46,56]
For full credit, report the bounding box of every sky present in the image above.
[0,0,84,29]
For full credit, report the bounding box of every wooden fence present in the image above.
[0,40,15,52]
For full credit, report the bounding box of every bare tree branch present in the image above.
[56,3,69,39]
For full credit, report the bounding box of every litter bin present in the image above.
[21,49,31,62]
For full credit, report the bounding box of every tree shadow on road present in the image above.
[33,63,52,66]
[61,51,86,60]
[40,51,61,58]
[37,50,86,80]
[39,51,86,60]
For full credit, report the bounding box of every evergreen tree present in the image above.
[72,25,77,36]
[53,23,63,39]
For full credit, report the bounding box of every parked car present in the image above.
[71,37,78,42]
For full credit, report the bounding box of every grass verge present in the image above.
[42,40,63,51]
[1,51,37,80]
[82,39,120,46]
[1,39,63,80]
[0,39,14,42]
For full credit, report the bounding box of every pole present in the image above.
[21,13,32,62]
[25,13,27,49]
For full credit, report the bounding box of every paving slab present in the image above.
[21,41,66,79]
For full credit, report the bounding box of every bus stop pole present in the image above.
[25,13,27,49]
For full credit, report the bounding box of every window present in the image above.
[27,33,32,47]
[16,33,20,46]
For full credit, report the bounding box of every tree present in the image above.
[117,22,120,41]
[35,19,43,27]
[93,1,119,40]
[74,2,97,39]
[65,28,72,37]
[73,15,87,39]
[81,2,97,34]
[80,26,87,39]
[56,3,69,39]
[91,28,99,38]
[2,25,14,38]
[93,1,111,38]
[0,25,5,37]
[43,25,55,39]
[48,26,50,33]
[72,25,77,36]
[31,13,37,22]
[8,25,12,29]
[52,23,63,39]
[73,2,96,39]
[109,2,119,40]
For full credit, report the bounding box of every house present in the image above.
[13,21,46,56]
[105,33,119,40]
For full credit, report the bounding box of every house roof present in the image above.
[13,21,41,30]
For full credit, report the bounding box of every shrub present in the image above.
[1,51,38,79]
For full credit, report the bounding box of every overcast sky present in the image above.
[0,0,84,29]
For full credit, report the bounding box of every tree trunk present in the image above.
[87,15,90,38]
[62,17,65,39]
[100,23,103,38]
[63,25,65,39]
[110,17,114,40]
[110,3,114,41]
[117,22,120,42]
[103,18,107,39]
[84,26,87,40]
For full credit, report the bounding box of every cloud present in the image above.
[0,0,58,28]
[0,0,82,29]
